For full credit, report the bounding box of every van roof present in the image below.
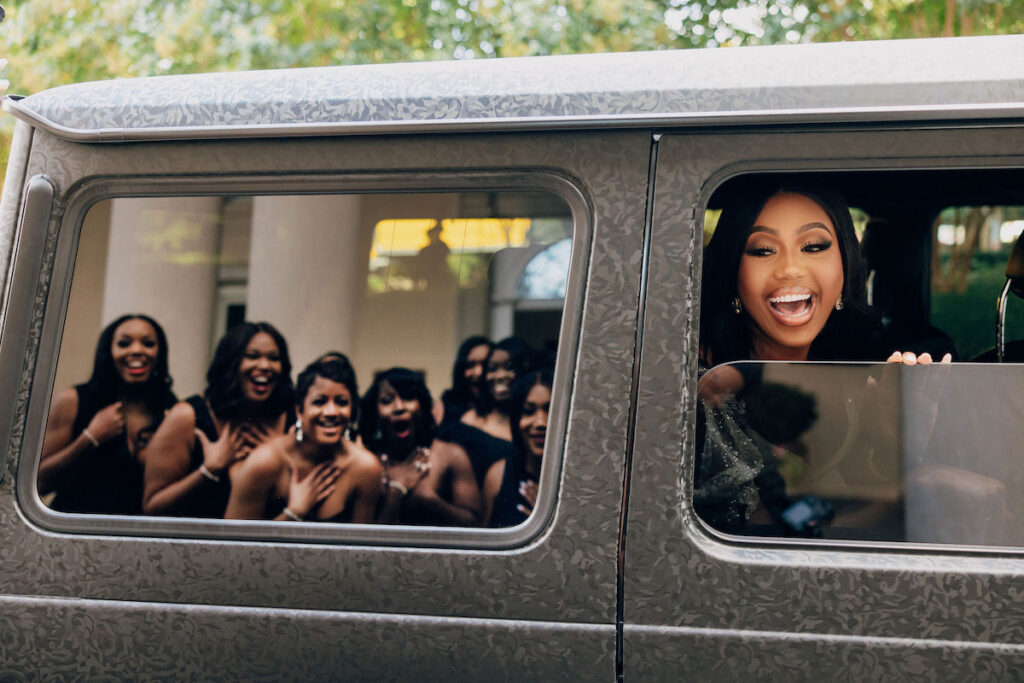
[5,35,1024,142]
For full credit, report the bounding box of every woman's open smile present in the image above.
[766,287,816,325]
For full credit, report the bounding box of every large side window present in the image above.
[39,186,575,535]
[695,170,1024,549]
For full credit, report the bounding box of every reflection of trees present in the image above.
[930,205,996,294]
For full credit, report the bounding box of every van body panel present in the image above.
[0,130,646,636]
[5,36,1024,141]
[624,126,1024,670]
[623,625,1024,680]
[0,595,614,680]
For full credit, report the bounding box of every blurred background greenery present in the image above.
[1,0,1021,174]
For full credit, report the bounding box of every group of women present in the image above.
[39,318,552,529]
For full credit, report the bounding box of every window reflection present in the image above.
[696,361,1024,548]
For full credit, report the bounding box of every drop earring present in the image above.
[732,296,743,314]
[295,418,303,443]
[835,297,844,311]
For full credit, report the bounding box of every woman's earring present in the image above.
[344,425,352,441]
[835,297,844,311]
[732,296,743,314]
[295,418,303,443]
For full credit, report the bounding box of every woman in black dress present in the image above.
[437,335,491,427]
[436,337,529,487]
[483,366,552,527]
[142,321,293,517]
[39,314,177,514]
[224,355,381,523]
[360,367,480,526]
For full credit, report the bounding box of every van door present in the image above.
[624,126,1024,678]
[0,127,651,677]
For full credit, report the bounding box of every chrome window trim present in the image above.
[11,170,590,550]
[6,96,1024,143]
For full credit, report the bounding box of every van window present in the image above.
[930,204,1024,361]
[696,170,1024,549]
[39,188,573,533]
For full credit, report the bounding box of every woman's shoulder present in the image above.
[47,386,82,428]
[239,437,291,478]
[429,439,473,469]
[164,400,199,425]
[345,442,383,476]
[56,386,82,410]
[149,400,201,443]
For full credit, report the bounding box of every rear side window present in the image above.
[38,186,576,537]
[695,169,1024,550]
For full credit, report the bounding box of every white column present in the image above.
[245,195,364,376]
[102,196,222,398]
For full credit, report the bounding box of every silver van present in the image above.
[2,34,1024,678]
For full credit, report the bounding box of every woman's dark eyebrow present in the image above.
[798,221,833,235]
[749,222,832,236]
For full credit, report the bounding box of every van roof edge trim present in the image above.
[5,97,1024,144]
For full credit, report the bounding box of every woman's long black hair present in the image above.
[85,314,176,413]
[358,367,436,455]
[439,335,492,425]
[449,335,492,403]
[205,321,293,420]
[508,365,554,464]
[700,178,877,364]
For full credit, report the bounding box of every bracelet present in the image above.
[283,507,303,522]
[388,480,409,497]
[82,429,100,448]
[198,464,221,483]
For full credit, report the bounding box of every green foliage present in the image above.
[0,0,1023,182]
[3,0,1024,96]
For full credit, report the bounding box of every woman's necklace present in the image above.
[380,446,431,489]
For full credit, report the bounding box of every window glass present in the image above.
[930,205,1024,360]
[43,190,572,529]
[698,361,1024,547]
[696,170,1024,548]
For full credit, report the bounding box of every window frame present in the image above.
[13,170,590,549]
[689,160,1024,555]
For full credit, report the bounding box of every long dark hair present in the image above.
[85,314,176,413]
[508,365,554,463]
[205,321,293,420]
[700,179,876,364]
[449,335,492,404]
[358,367,436,455]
